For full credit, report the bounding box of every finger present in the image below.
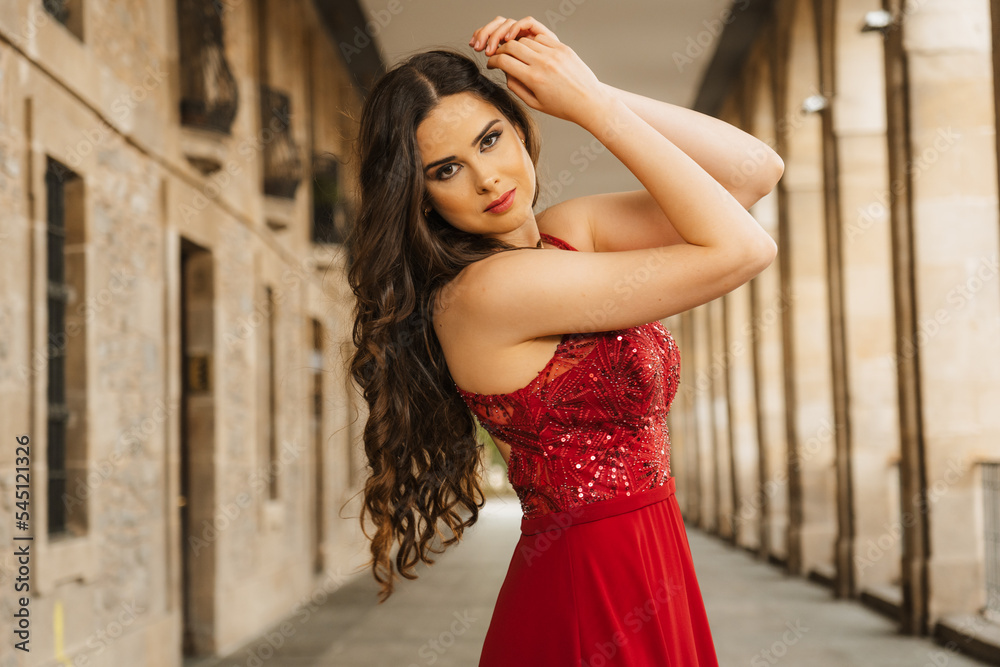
[504,16,559,43]
[486,51,531,84]
[494,38,539,64]
[508,35,547,55]
[470,18,505,49]
[470,16,509,49]
[486,19,519,55]
[470,16,507,44]
[531,31,561,48]
[505,75,540,110]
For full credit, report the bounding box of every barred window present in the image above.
[45,157,88,538]
[43,0,84,41]
[177,0,238,134]
[311,154,348,244]
[260,285,278,500]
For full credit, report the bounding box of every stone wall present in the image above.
[670,0,1000,639]
[0,0,368,664]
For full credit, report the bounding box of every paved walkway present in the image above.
[195,492,990,666]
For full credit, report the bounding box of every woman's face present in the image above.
[416,92,536,237]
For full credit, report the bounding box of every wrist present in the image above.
[574,93,628,140]
[597,81,625,103]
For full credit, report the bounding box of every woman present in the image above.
[346,15,782,665]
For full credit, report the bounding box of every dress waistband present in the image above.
[520,476,676,536]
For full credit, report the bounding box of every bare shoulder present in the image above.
[535,199,596,252]
[439,190,714,345]
[437,199,596,344]
[439,198,594,323]
[540,190,685,253]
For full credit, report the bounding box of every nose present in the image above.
[476,170,500,194]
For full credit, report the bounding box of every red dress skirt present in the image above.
[479,477,719,666]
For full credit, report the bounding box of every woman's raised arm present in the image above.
[457,17,777,341]
[471,16,782,208]
[597,82,783,209]
[485,30,774,263]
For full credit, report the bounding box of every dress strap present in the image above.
[539,232,578,252]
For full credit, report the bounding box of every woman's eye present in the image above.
[435,131,502,181]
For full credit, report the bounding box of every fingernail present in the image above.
[474,39,480,48]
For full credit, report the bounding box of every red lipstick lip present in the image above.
[485,188,516,212]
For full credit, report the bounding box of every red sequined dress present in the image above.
[454,232,719,666]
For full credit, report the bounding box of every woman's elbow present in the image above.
[745,232,778,277]
[754,154,784,200]
[733,154,784,209]
[768,153,785,189]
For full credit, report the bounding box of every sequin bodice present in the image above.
[453,232,681,520]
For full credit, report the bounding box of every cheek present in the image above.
[522,154,536,184]
[427,186,464,214]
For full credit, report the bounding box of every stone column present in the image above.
[708,297,735,540]
[665,313,694,517]
[830,0,904,599]
[717,93,755,548]
[692,304,718,532]
[725,280,762,551]
[742,41,793,563]
[775,0,839,577]
[678,311,702,521]
[721,48,772,555]
[887,0,1000,630]
[815,0,855,599]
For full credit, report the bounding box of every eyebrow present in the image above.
[423,119,502,173]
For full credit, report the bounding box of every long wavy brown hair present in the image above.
[344,48,542,602]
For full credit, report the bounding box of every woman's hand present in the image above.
[468,16,610,126]
[469,15,559,55]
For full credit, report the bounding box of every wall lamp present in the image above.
[861,10,894,33]
[801,94,829,114]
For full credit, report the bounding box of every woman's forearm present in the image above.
[599,82,783,207]
[574,92,773,258]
